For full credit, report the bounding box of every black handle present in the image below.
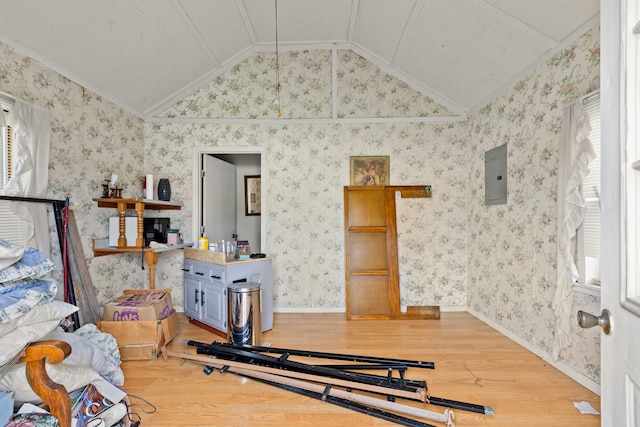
[194,288,199,304]
[195,271,204,276]
[211,275,221,280]
[201,290,205,306]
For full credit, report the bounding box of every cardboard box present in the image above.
[98,311,179,361]
[102,289,174,321]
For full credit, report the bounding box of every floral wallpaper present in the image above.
[161,50,333,119]
[337,50,455,118]
[0,40,147,305]
[0,22,601,387]
[466,26,601,382]
[160,49,452,119]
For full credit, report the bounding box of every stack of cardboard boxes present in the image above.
[98,289,179,361]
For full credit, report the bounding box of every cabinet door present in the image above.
[184,278,201,319]
[201,283,226,332]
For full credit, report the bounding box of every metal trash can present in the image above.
[227,282,262,346]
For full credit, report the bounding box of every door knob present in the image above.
[577,309,612,335]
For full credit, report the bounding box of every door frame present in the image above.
[192,146,266,252]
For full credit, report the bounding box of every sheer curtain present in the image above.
[1,100,51,254]
[552,101,595,360]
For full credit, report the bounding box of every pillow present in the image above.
[0,300,78,338]
[0,319,61,366]
[44,326,124,386]
[0,246,55,285]
[0,280,57,323]
[74,323,125,386]
[0,361,101,403]
[0,238,24,270]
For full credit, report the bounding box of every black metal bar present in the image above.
[188,341,426,394]
[313,365,426,387]
[428,395,494,416]
[217,341,435,369]
[316,363,407,371]
[248,376,438,427]
[0,195,66,204]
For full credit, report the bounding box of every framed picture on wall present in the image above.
[244,175,261,216]
[350,156,390,186]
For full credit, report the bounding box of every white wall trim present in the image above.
[573,282,602,298]
[466,308,601,395]
[147,115,467,125]
[273,305,468,314]
[274,307,345,314]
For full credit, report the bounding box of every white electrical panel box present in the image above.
[485,143,508,205]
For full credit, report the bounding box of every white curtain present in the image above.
[551,101,595,360]
[2,100,51,254]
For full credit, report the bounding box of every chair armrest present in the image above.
[19,339,72,427]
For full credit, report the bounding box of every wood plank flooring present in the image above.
[119,312,600,427]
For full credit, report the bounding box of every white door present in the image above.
[600,0,640,425]
[202,155,236,242]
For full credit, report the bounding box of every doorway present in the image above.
[193,147,265,254]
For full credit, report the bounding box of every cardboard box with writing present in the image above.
[102,288,174,322]
[98,289,179,360]
[98,311,179,361]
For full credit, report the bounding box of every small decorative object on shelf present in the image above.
[158,178,171,201]
[102,180,110,198]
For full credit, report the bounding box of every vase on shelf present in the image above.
[157,178,171,202]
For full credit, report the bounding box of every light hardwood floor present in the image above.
[119,312,600,427]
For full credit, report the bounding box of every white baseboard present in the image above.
[274,307,345,313]
[273,305,467,314]
[466,308,601,396]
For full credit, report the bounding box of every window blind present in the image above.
[0,201,28,246]
[582,94,601,259]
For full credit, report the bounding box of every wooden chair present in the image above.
[19,340,72,427]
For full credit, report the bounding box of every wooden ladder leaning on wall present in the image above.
[344,185,439,320]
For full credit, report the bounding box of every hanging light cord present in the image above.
[275,0,281,117]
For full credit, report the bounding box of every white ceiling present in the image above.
[0,0,599,119]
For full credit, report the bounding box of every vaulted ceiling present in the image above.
[0,0,599,119]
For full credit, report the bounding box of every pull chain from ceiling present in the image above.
[275,0,281,117]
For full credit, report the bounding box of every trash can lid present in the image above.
[228,282,261,293]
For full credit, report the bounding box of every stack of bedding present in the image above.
[0,238,124,408]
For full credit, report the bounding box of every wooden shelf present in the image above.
[92,197,188,289]
[92,239,194,257]
[93,197,182,210]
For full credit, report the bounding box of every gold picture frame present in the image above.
[350,156,390,186]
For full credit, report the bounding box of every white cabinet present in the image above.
[182,256,273,335]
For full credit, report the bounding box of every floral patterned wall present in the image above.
[160,50,452,119]
[0,40,147,305]
[466,26,601,383]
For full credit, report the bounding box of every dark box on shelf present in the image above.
[143,217,170,246]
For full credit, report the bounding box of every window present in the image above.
[0,98,29,245]
[577,93,601,288]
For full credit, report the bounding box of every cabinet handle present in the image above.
[195,272,204,276]
[201,290,205,306]
[211,275,221,280]
[194,288,199,305]
[233,278,247,283]
[181,268,189,272]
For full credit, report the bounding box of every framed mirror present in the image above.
[244,175,261,216]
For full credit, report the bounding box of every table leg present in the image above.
[144,251,159,289]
